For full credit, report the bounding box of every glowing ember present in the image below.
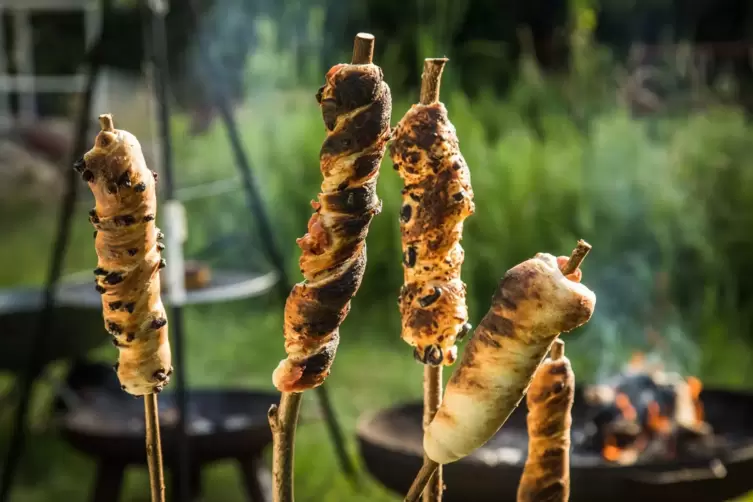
[582,352,714,465]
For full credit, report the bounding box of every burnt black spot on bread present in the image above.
[134,182,146,193]
[418,287,442,308]
[126,332,135,342]
[151,317,167,329]
[412,105,445,151]
[73,158,85,172]
[321,184,378,215]
[352,152,382,180]
[332,68,381,113]
[114,215,136,226]
[95,284,106,294]
[109,301,123,311]
[82,170,94,182]
[320,97,389,158]
[295,300,346,338]
[480,312,515,339]
[93,230,98,239]
[104,272,123,285]
[403,246,417,267]
[94,267,107,276]
[128,248,138,256]
[492,266,537,312]
[400,204,412,223]
[407,308,436,331]
[143,214,155,222]
[296,335,339,388]
[117,171,131,187]
[107,321,122,334]
[158,258,166,269]
[310,251,366,307]
[320,98,338,131]
[125,302,135,313]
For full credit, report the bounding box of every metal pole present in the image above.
[183,0,358,483]
[0,1,110,496]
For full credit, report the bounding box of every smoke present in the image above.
[564,107,709,381]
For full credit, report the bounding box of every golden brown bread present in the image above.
[272,61,392,392]
[517,340,574,502]
[423,253,595,464]
[390,102,475,366]
[78,114,171,396]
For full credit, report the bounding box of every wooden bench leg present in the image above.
[237,457,272,502]
[90,462,125,502]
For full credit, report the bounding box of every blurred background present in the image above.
[1,0,753,500]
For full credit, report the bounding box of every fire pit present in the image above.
[0,286,104,372]
[357,386,753,502]
[62,385,279,502]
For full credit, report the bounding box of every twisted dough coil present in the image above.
[272,62,392,393]
[390,103,475,366]
[77,114,172,397]
[517,346,574,502]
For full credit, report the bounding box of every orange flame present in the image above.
[687,376,705,422]
[615,392,637,422]
[647,401,672,435]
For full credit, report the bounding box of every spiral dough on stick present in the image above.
[77,114,172,396]
[272,59,392,393]
[517,340,574,502]
[390,102,475,366]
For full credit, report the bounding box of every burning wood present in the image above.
[583,353,715,465]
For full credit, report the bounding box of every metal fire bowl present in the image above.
[62,388,279,464]
[357,388,753,502]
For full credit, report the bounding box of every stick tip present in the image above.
[551,339,565,360]
[561,239,592,275]
[352,33,376,64]
[420,58,449,105]
[98,114,115,132]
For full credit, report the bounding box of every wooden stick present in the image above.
[268,392,303,502]
[268,32,377,502]
[422,366,443,502]
[144,393,166,502]
[352,33,375,65]
[417,56,449,502]
[405,240,592,502]
[405,459,440,502]
[420,58,448,106]
[560,239,591,276]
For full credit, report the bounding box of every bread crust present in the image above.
[517,352,574,502]
[423,253,594,464]
[272,63,392,392]
[80,115,171,396]
[390,103,475,366]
